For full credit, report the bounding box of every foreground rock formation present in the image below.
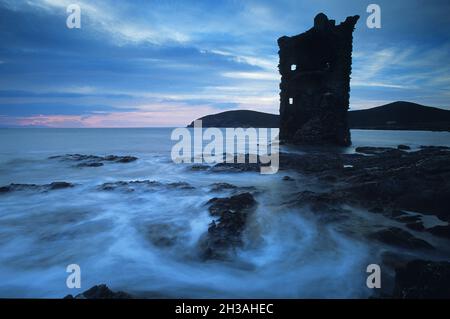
[202,146,450,247]
[199,192,257,259]
[278,13,359,146]
[64,284,133,299]
[393,260,450,298]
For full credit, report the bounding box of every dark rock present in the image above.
[393,260,450,299]
[397,144,411,150]
[282,176,295,181]
[103,155,138,163]
[190,164,209,171]
[355,146,403,156]
[167,182,195,190]
[369,227,433,250]
[406,222,425,231]
[278,13,359,146]
[419,145,450,150]
[144,224,186,247]
[0,182,74,194]
[209,183,238,192]
[427,225,450,239]
[77,162,104,167]
[207,192,256,217]
[66,284,133,299]
[278,147,450,221]
[49,154,137,167]
[394,214,422,223]
[48,182,74,190]
[200,192,257,259]
[99,180,158,191]
[98,180,193,192]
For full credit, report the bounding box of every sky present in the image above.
[0,0,449,127]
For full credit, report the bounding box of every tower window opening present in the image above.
[289,98,294,105]
[291,64,297,71]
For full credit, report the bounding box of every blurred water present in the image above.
[0,128,449,298]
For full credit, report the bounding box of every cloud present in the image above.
[1,0,450,127]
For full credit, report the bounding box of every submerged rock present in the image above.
[209,183,238,192]
[98,180,194,192]
[0,182,74,194]
[397,144,411,150]
[49,154,137,167]
[393,260,450,298]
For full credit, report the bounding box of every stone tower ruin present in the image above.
[278,13,359,146]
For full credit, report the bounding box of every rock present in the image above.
[419,145,450,150]
[355,146,403,155]
[190,164,209,171]
[48,182,74,190]
[278,13,359,146]
[393,260,450,298]
[167,182,195,190]
[65,284,133,299]
[427,225,450,239]
[200,192,257,259]
[282,176,295,181]
[207,192,256,217]
[278,146,450,221]
[369,227,433,250]
[103,155,137,163]
[98,180,193,192]
[397,144,411,150]
[393,214,422,223]
[291,190,346,212]
[406,222,425,231]
[99,180,158,191]
[0,182,74,194]
[209,183,238,192]
[49,154,137,167]
[144,224,186,247]
[77,162,103,167]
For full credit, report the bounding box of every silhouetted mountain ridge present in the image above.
[187,101,450,131]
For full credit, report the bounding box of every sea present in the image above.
[0,128,449,298]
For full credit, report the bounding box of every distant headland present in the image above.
[187,101,450,132]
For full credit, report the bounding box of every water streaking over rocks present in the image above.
[0,128,449,298]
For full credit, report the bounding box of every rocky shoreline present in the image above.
[2,148,449,298]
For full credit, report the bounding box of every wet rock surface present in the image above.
[49,154,137,167]
[199,192,257,260]
[392,260,450,298]
[0,182,74,194]
[369,227,433,250]
[280,146,450,223]
[98,180,194,192]
[64,284,133,299]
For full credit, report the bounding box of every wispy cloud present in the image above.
[1,0,449,127]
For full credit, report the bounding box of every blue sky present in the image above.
[0,0,449,127]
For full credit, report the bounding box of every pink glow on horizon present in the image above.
[7,104,221,128]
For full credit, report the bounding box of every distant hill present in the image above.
[348,101,450,131]
[187,110,279,128]
[187,101,450,131]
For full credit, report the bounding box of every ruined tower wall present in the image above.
[278,13,359,146]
